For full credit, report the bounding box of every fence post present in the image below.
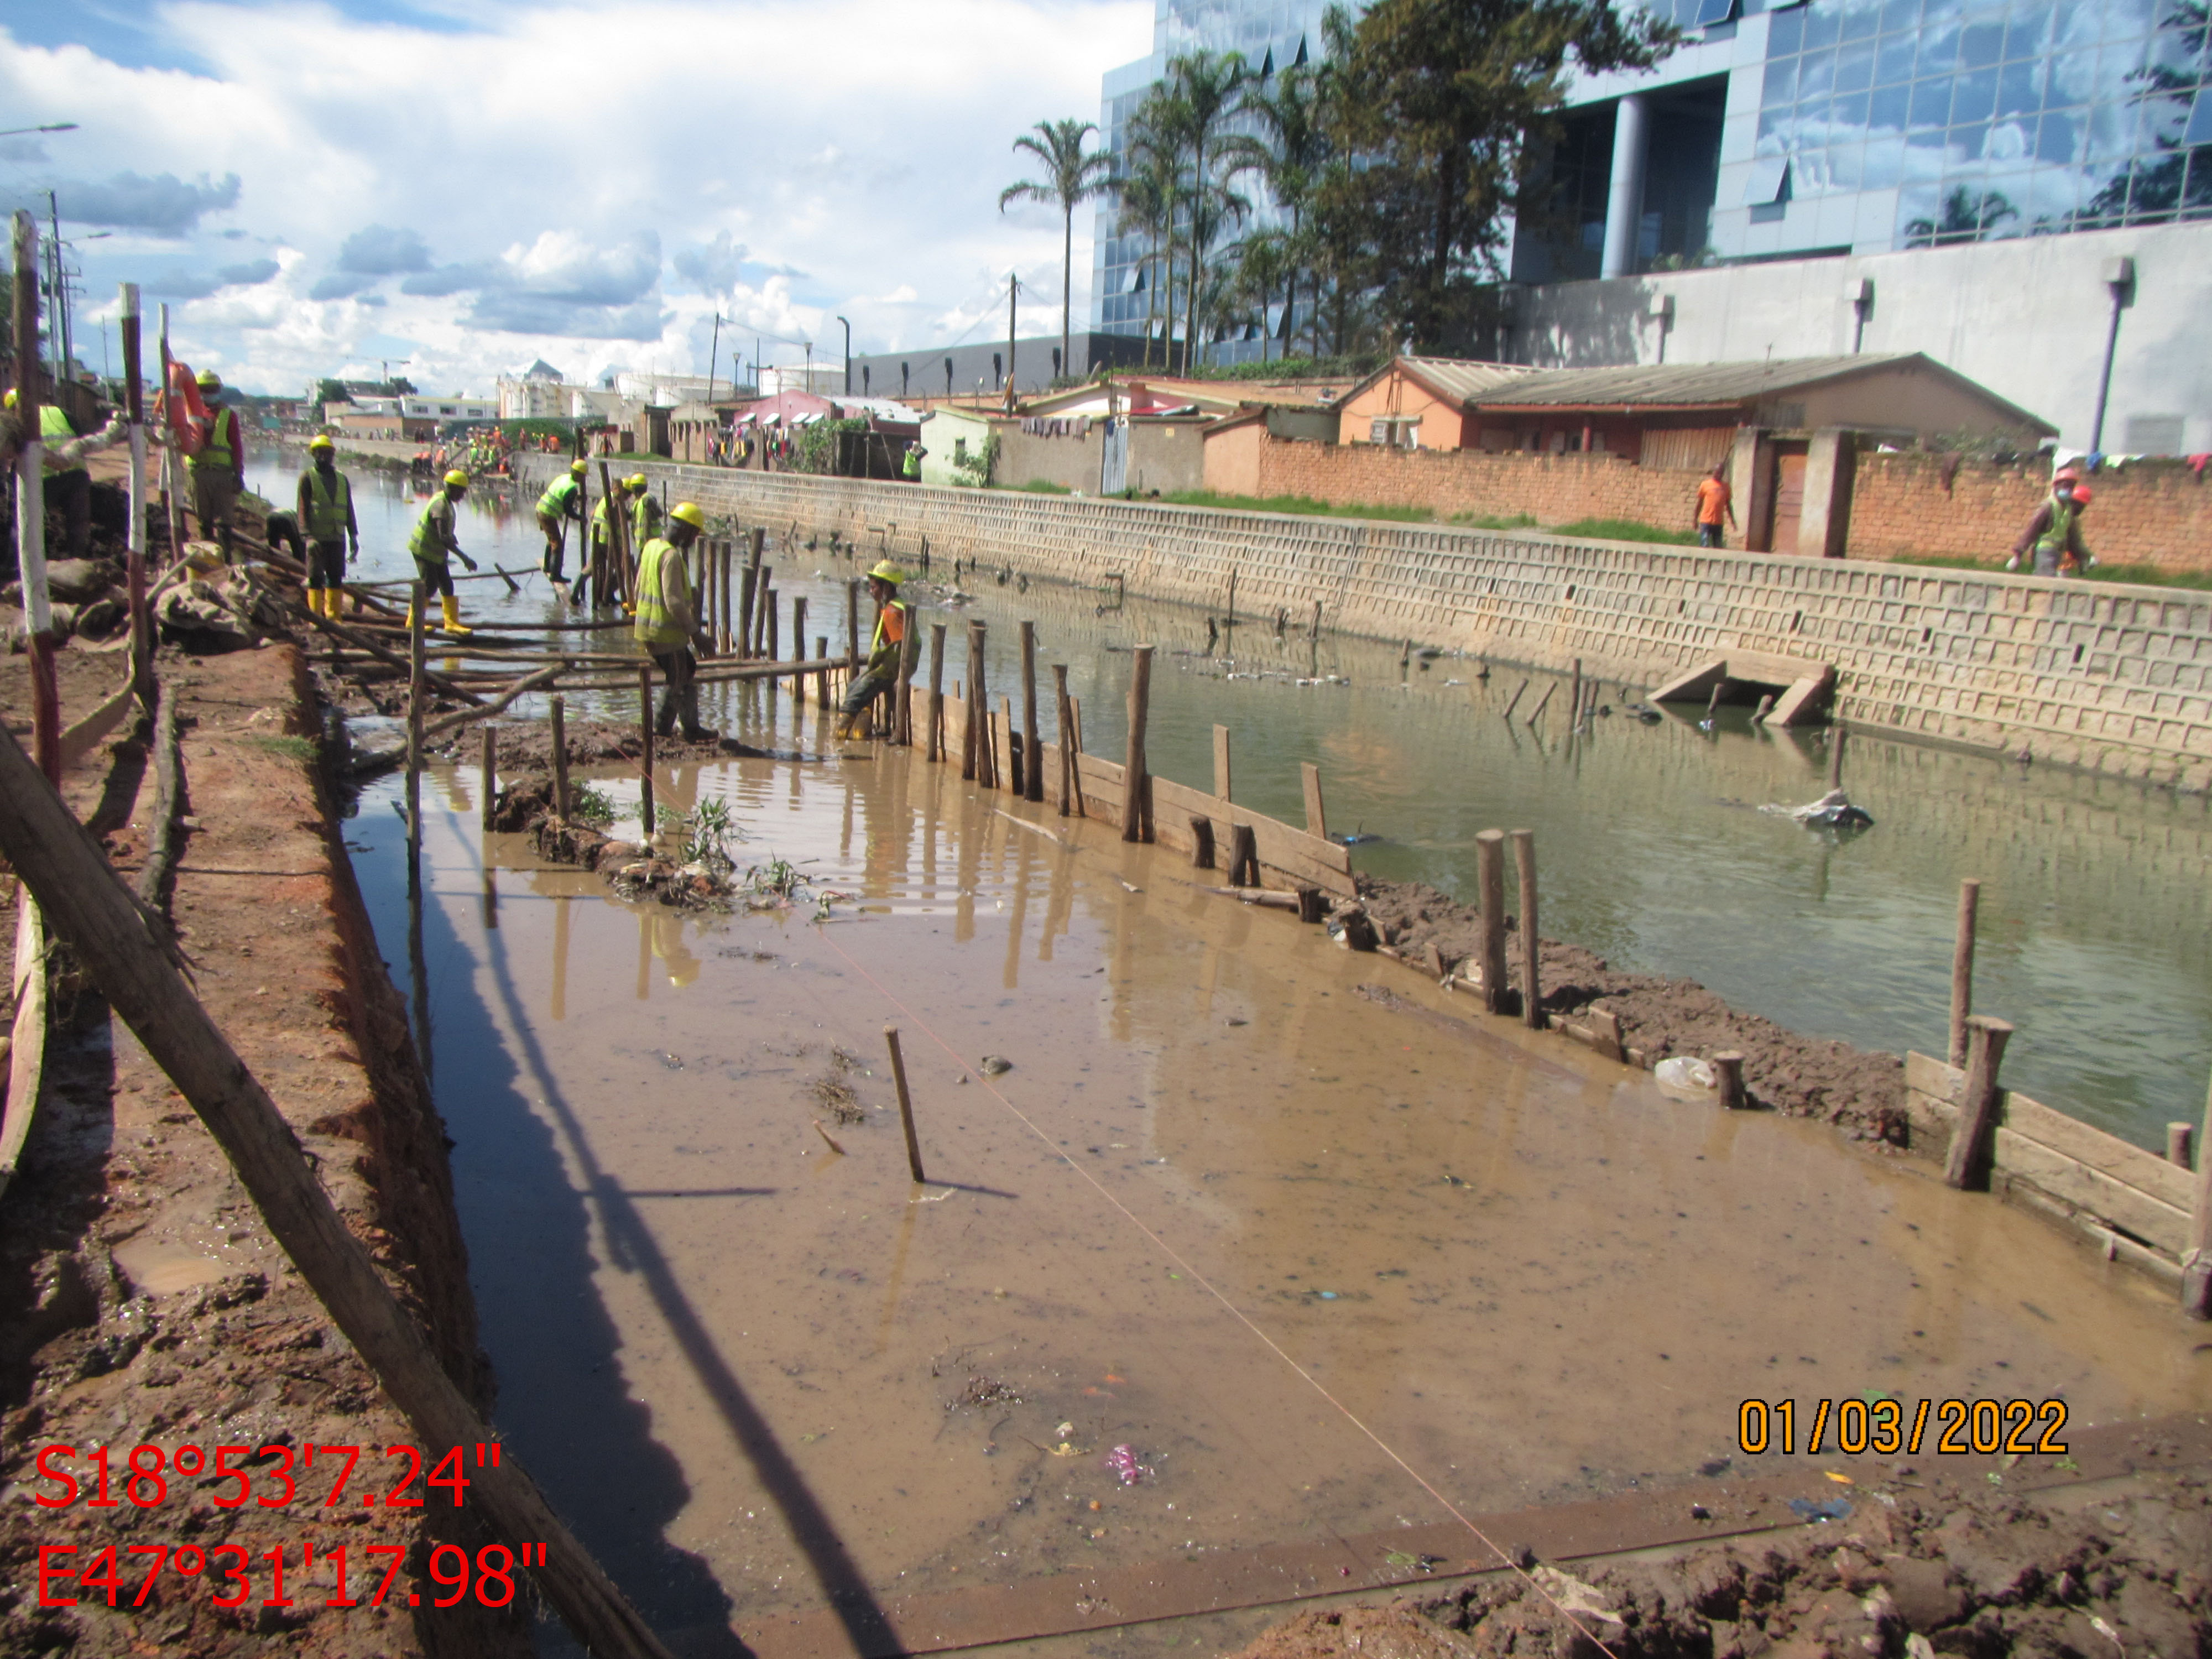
[1949,878,1980,1067]
[1943,1016,2015,1191]
[1512,829,1542,1028]
[1475,831,1507,1015]
[1121,644,1154,843]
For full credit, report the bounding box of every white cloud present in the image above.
[2,0,1150,395]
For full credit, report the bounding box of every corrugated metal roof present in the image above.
[1469,354,1922,409]
[1399,358,1538,402]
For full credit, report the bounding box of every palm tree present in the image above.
[1157,50,1248,373]
[1112,127,1178,368]
[1000,119,1115,386]
[1223,64,1331,354]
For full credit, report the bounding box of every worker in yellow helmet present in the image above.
[633,502,717,743]
[627,473,664,550]
[5,386,123,560]
[534,458,588,591]
[836,560,911,738]
[187,369,246,559]
[408,469,482,634]
[585,484,620,611]
[296,434,360,618]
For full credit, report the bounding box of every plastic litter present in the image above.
[1760,789,1875,830]
[1787,1496,1853,1523]
[1654,1056,1718,1099]
[1104,1444,1153,1485]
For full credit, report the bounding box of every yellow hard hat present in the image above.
[196,369,222,391]
[570,458,587,476]
[625,473,648,491]
[669,502,708,530]
[308,434,335,452]
[868,560,904,584]
[444,469,469,488]
[2,388,14,409]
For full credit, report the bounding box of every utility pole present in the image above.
[45,191,71,387]
[804,339,813,393]
[707,311,723,403]
[1004,273,1019,412]
[836,315,851,396]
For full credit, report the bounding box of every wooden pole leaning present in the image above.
[119,282,154,709]
[1121,644,1154,843]
[2183,1067,2212,1318]
[0,722,678,1659]
[1475,830,1508,1015]
[927,624,948,763]
[894,619,922,746]
[1020,622,1043,803]
[638,667,656,836]
[885,1025,926,1183]
[550,695,571,820]
[1943,1015,2015,1191]
[12,213,59,785]
[1949,878,1981,1068]
[1053,664,1078,817]
[406,582,426,850]
[1511,829,1542,1027]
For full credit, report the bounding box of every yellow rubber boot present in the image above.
[311,588,329,618]
[440,594,472,637]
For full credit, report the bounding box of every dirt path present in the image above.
[0,642,523,1657]
[1355,876,1906,1134]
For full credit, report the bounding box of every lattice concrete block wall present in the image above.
[521,458,2212,789]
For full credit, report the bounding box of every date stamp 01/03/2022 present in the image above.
[1736,1397,2070,1458]
[29,1439,545,1613]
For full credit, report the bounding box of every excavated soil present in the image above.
[0,641,523,1658]
[1355,877,1906,1134]
[1234,1468,2211,1659]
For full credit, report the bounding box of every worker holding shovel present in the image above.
[409,469,481,635]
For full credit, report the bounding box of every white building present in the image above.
[497,359,574,420]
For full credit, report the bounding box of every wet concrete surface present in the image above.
[343,735,2212,1657]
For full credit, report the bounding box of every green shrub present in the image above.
[1156,489,1435,523]
[1550,517,1699,545]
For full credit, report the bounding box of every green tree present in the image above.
[1222,64,1333,354]
[1321,0,1672,347]
[1000,119,1115,384]
[1111,125,1180,368]
[1155,51,1249,373]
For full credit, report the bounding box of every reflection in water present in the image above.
[351,746,2209,1656]
[254,446,2208,1144]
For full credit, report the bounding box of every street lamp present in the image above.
[835,315,851,395]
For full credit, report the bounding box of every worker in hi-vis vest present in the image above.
[296,435,360,617]
[836,560,910,738]
[3,387,118,560]
[901,441,925,482]
[2007,467,2096,577]
[632,502,718,743]
[627,473,665,549]
[535,458,587,586]
[408,469,481,634]
[187,369,246,557]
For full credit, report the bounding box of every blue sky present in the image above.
[2,0,1150,395]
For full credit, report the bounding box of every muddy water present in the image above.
[346,739,2210,1656]
[253,449,2209,1147]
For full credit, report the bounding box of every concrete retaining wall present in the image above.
[517,454,2212,789]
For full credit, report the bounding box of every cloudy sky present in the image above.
[2,0,1151,397]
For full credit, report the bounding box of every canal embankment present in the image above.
[512,453,2212,794]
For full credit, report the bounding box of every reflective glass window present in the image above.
[1838,40,1876,87]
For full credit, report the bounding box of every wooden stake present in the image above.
[719,541,733,654]
[886,1025,925,1183]
[1190,815,1215,869]
[0,721,679,1659]
[1475,830,1507,1015]
[963,622,986,782]
[638,666,656,836]
[1212,724,1233,801]
[12,214,58,784]
[1526,682,1555,726]
[791,596,808,700]
[1121,644,1154,843]
[1297,887,1324,923]
[1512,829,1542,1028]
[1949,878,1980,1068]
[1714,1051,1747,1111]
[895,616,921,746]
[120,283,153,709]
[1751,693,1774,724]
[1943,1015,2014,1190]
[1569,658,1582,726]
[2185,1068,2212,1318]
[1227,823,1259,887]
[550,695,571,820]
[1052,664,1076,815]
[1302,763,1327,841]
[2168,1122,2194,1168]
[1503,679,1528,720]
[1828,727,1847,792]
[847,578,862,671]
[816,636,830,710]
[1020,621,1042,803]
[928,624,948,764]
[480,725,497,829]
[406,582,426,847]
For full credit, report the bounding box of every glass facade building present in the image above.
[1093,0,2212,328]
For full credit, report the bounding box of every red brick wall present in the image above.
[1846,453,2212,573]
[1249,435,1707,532]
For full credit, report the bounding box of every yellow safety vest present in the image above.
[536,473,582,519]
[408,493,457,566]
[633,538,690,647]
[2034,495,2077,559]
[189,405,239,472]
[632,492,664,546]
[39,405,86,477]
[302,467,352,541]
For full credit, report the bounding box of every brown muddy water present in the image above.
[346,740,2211,1658]
[255,448,2212,1153]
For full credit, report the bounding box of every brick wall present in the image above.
[1243,434,1712,534]
[517,454,2212,791]
[1848,453,2212,573]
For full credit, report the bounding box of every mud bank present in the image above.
[1355,876,1905,1133]
[0,643,522,1657]
[1234,1463,2211,1659]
